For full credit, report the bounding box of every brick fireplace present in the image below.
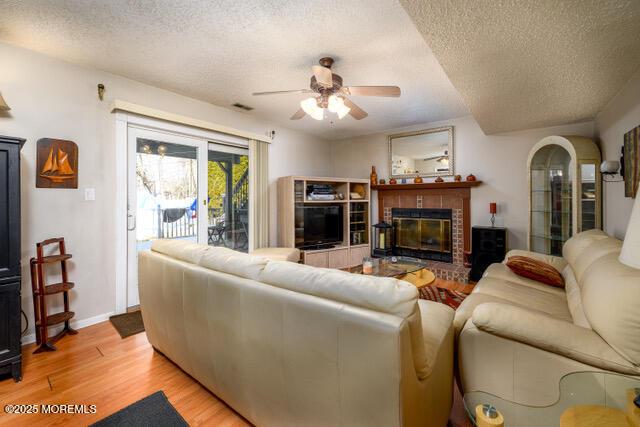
[374,182,481,283]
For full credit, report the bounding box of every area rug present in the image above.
[419,285,468,310]
[90,391,187,427]
[109,310,145,339]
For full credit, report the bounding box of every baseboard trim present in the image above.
[21,312,115,346]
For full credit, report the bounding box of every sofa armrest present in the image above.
[503,249,567,271]
[472,303,639,375]
[414,300,454,378]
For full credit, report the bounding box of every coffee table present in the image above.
[346,256,436,288]
[463,371,640,427]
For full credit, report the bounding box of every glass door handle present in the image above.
[127,213,136,231]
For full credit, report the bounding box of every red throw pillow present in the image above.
[506,256,565,288]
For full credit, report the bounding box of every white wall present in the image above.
[0,42,331,340]
[595,70,640,239]
[330,116,594,250]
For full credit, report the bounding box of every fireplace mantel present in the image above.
[371,181,482,191]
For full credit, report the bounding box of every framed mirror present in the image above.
[389,126,454,178]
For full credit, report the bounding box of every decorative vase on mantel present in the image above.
[389,177,397,185]
[435,176,444,183]
[414,175,423,184]
[370,166,378,187]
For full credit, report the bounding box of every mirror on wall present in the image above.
[388,126,454,178]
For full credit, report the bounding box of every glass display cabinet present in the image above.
[527,136,601,255]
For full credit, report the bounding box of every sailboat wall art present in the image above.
[36,138,78,189]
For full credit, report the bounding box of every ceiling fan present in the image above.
[252,57,401,121]
[423,150,449,163]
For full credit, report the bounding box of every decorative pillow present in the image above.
[506,256,565,288]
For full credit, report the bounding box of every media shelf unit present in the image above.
[278,176,371,269]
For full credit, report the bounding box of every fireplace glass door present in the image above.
[422,219,451,253]
[393,217,452,258]
[395,218,420,249]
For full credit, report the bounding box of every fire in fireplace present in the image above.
[391,208,453,262]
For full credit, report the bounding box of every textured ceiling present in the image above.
[400,0,640,134]
[0,0,469,140]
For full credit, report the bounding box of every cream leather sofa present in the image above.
[455,229,640,407]
[139,240,455,426]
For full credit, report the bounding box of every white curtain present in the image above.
[249,139,269,250]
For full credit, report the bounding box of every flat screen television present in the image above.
[296,205,343,248]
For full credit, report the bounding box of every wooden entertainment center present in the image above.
[277,176,371,269]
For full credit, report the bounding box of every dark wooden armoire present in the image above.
[0,135,24,382]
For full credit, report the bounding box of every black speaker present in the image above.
[470,226,507,282]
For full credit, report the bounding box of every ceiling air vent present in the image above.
[232,103,254,111]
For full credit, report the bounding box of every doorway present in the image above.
[125,126,253,309]
[115,109,270,314]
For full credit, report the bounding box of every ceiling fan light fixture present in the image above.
[300,97,323,120]
[260,57,396,121]
[337,103,351,119]
[328,95,350,119]
[327,95,341,113]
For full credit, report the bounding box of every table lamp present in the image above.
[489,203,497,228]
[620,188,640,269]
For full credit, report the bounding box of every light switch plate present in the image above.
[85,188,96,201]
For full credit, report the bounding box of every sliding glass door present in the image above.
[126,127,251,309]
[207,144,249,252]
[126,127,207,308]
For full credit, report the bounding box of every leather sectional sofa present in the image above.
[139,239,455,426]
[455,229,640,409]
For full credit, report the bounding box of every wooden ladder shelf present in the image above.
[29,238,77,353]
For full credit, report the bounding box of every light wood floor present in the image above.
[0,280,474,426]
[0,321,250,426]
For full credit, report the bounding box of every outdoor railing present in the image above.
[157,207,196,239]
[232,170,249,212]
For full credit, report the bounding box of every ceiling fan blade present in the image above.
[343,98,368,120]
[312,65,333,88]
[253,89,314,96]
[290,108,306,120]
[344,86,401,97]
